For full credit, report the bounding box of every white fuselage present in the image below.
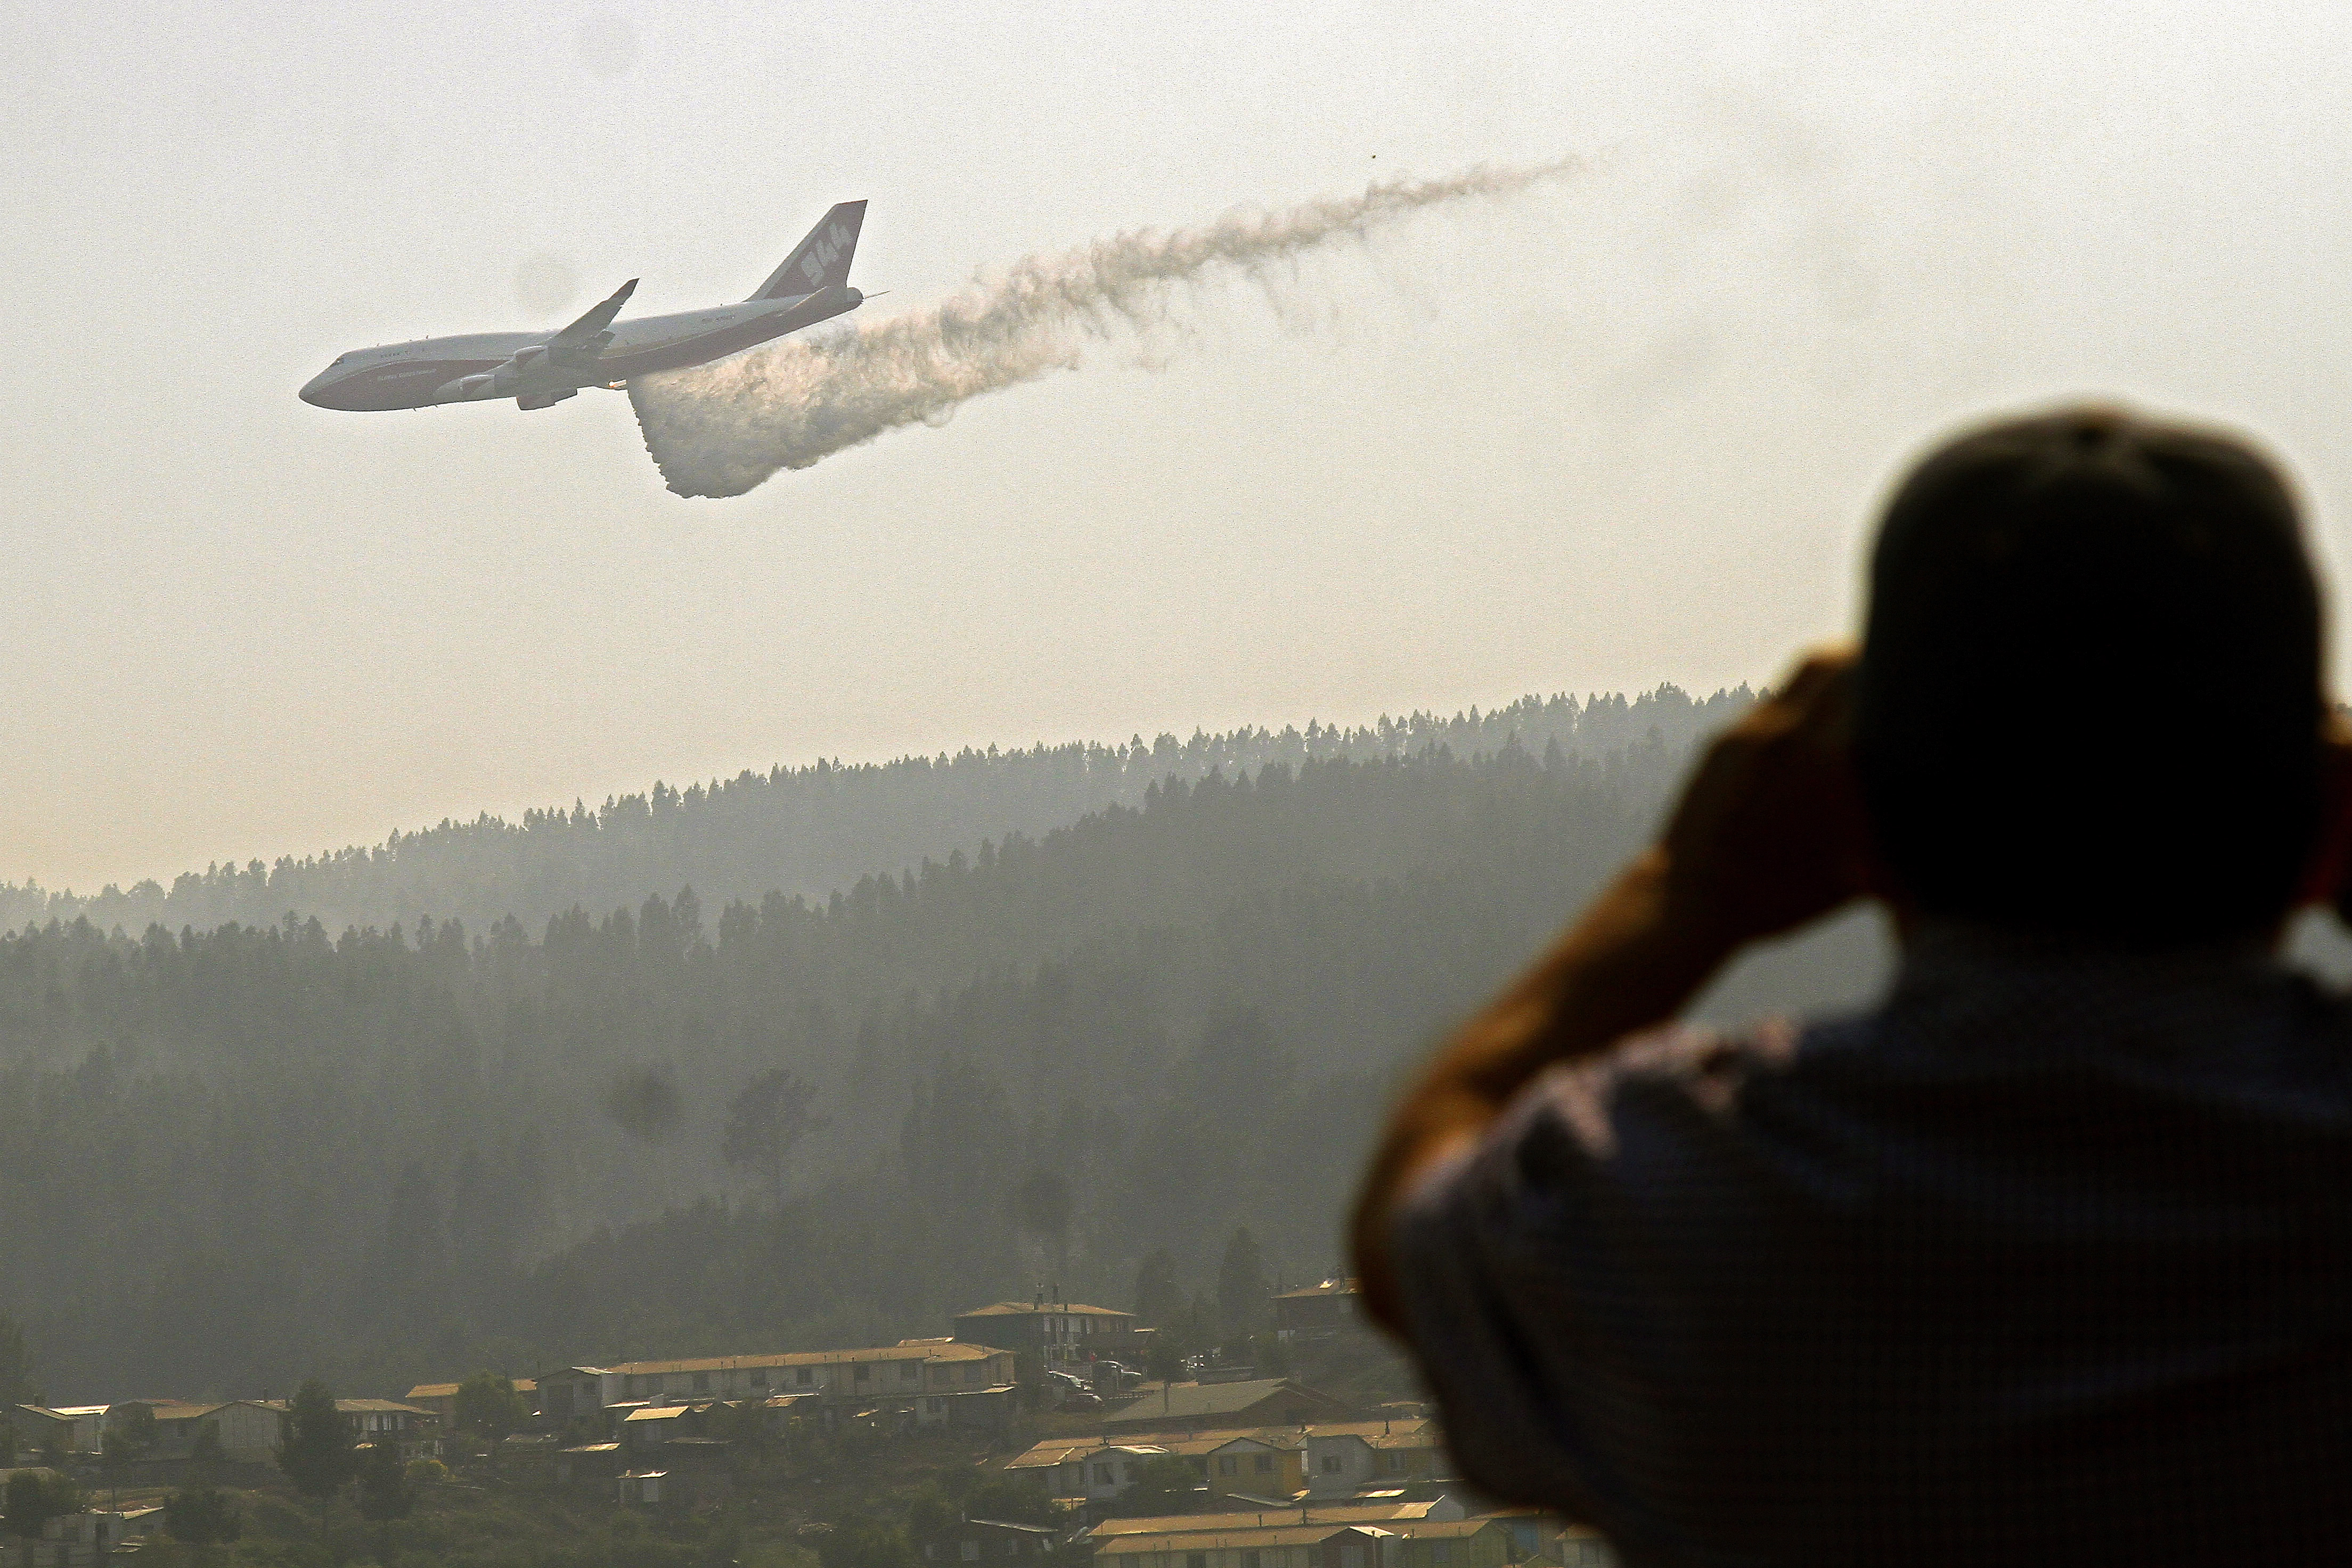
[299,288,860,412]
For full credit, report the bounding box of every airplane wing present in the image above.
[546,278,638,362]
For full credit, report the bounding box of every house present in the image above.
[542,1341,1018,1430]
[1200,1434,1308,1501]
[755,1391,824,1440]
[1102,1381,1355,1434]
[1001,1437,1104,1502]
[1086,1501,1467,1545]
[1476,1513,1611,1567]
[100,1401,209,1461]
[1009,1426,1366,1509]
[0,1499,156,1568]
[952,1300,1140,1379]
[1302,1422,1446,1497]
[404,1377,537,1428]
[536,1368,610,1423]
[554,1441,624,1488]
[192,1400,288,1465]
[84,1400,283,1467]
[1090,1522,1401,1568]
[2,1407,79,1459]
[115,1507,167,1542]
[619,1404,696,1449]
[1375,1520,1517,1568]
[1085,1512,1519,1568]
[253,1398,440,1463]
[45,1410,107,1456]
[1006,1441,1176,1505]
[617,1468,674,1508]
[921,1518,1059,1567]
[1271,1281,1362,1343]
[1012,1430,1309,1506]
[1549,1528,1615,1568]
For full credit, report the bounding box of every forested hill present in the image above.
[0,726,1889,1404]
[0,687,1745,938]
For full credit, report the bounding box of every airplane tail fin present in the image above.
[750,200,867,301]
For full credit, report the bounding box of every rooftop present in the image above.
[405,1378,536,1401]
[957,1300,1133,1320]
[135,1403,222,1423]
[1273,1279,1360,1301]
[1097,1527,1390,1555]
[1114,1380,1336,1424]
[1090,1503,1446,1538]
[1369,1521,1506,1541]
[1005,1426,1323,1469]
[1311,1419,1439,1448]
[604,1342,1002,1377]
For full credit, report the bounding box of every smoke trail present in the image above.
[628,160,1578,497]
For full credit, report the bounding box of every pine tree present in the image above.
[355,1441,414,1523]
[163,1485,242,1546]
[453,1371,528,1441]
[4,1471,80,1540]
[1216,1228,1268,1344]
[722,1069,828,1205]
[274,1380,356,1515]
[1132,1251,1185,1328]
[0,1314,37,1408]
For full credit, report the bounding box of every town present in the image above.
[1,1284,1613,1568]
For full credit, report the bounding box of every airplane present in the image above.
[299,201,868,412]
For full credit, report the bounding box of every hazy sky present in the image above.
[6,0,2352,893]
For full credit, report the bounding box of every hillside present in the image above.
[0,687,1745,937]
[0,721,1904,1404]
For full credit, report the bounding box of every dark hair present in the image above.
[1855,405,2324,942]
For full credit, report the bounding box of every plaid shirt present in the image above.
[1393,927,2352,1567]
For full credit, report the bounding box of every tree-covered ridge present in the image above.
[0,686,1746,938]
[7,732,1895,1406]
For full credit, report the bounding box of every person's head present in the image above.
[1855,404,2325,945]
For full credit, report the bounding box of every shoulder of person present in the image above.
[1500,1016,1808,1166]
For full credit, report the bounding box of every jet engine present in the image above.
[436,344,557,404]
[515,388,579,411]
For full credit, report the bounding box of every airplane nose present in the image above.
[300,366,353,407]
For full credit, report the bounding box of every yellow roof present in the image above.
[956,1300,1133,1320]
[1091,1504,1444,1538]
[1099,1527,1390,1554]
[405,1378,536,1400]
[608,1342,1000,1376]
[1370,1521,1510,1541]
[1308,1419,1439,1448]
[1007,1425,1321,1470]
[137,1403,223,1423]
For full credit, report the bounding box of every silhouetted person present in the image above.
[1355,406,2352,1566]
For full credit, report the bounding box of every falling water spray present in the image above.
[627,160,1579,497]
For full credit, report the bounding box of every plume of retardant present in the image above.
[628,159,1578,497]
